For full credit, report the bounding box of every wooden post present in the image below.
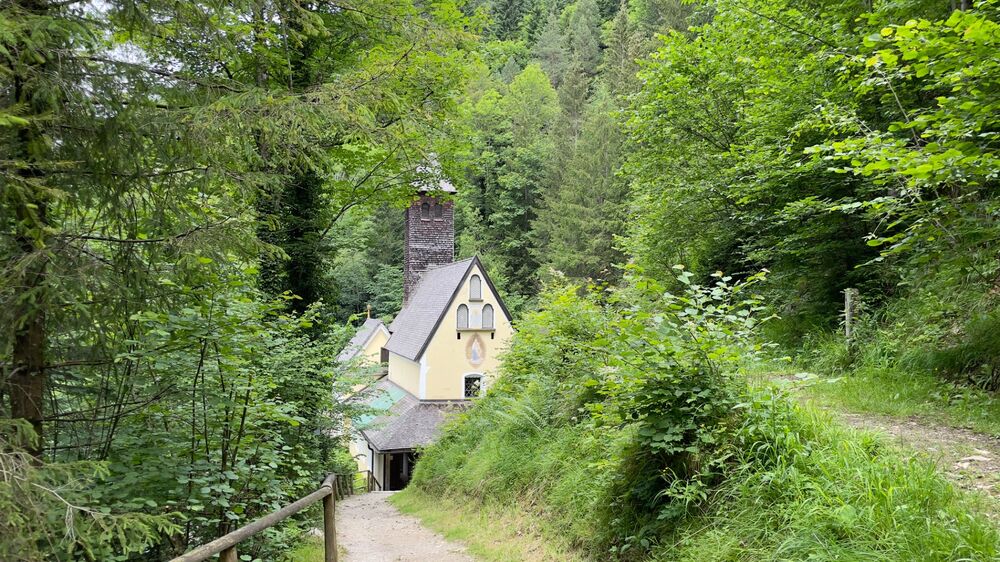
[220,547,237,562]
[324,478,338,562]
[844,288,858,341]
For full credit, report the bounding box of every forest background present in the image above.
[2,0,999,559]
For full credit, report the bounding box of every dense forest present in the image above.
[2,0,999,559]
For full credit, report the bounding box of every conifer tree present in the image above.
[534,87,627,281]
[602,0,646,94]
[567,0,603,75]
[533,10,570,86]
[492,0,530,39]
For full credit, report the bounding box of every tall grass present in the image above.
[797,328,1000,436]
[655,392,998,561]
[410,280,1000,561]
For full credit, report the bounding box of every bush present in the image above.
[411,270,1000,560]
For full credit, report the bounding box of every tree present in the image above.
[567,0,603,75]
[533,9,570,86]
[459,64,559,298]
[1,0,472,554]
[491,0,531,40]
[535,87,627,281]
[602,0,646,94]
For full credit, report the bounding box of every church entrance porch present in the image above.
[382,450,418,491]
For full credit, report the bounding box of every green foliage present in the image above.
[1,0,471,557]
[413,271,999,560]
[413,269,770,555]
[623,0,999,366]
[534,87,628,282]
[654,390,999,561]
[0,420,178,561]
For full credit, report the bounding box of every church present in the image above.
[344,181,514,491]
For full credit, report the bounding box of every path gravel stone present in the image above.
[336,491,475,562]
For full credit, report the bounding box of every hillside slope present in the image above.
[406,277,999,561]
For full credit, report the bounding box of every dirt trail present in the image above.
[833,411,1000,506]
[336,491,475,562]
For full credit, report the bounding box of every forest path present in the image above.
[336,491,476,562]
[775,375,1000,517]
[832,410,1000,511]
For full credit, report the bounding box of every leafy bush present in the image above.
[410,270,1000,560]
[907,312,1000,391]
[413,269,769,555]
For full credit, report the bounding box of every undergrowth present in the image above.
[409,272,1000,561]
[792,265,1000,436]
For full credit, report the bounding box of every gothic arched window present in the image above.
[464,374,482,398]
[482,304,494,330]
[433,203,444,219]
[420,202,430,220]
[469,275,482,300]
[457,304,469,330]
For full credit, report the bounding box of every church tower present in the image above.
[403,184,455,304]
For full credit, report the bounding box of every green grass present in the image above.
[799,366,1000,436]
[284,535,324,561]
[391,488,587,562]
[749,349,1000,437]
[284,535,347,562]
[650,402,999,561]
[411,379,1000,561]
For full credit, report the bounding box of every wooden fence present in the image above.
[170,471,380,562]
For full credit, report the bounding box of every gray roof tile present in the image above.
[384,258,476,361]
[360,379,467,452]
[337,318,386,362]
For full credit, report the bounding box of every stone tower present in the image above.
[403,186,455,304]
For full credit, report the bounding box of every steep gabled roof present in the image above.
[384,256,511,362]
[337,318,388,362]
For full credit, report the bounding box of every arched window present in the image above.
[469,275,482,300]
[456,304,469,330]
[482,304,494,330]
[420,202,430,220]
[432,203,444,219]
[464,374,482,398]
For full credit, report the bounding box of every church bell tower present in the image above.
[403,185,455,304]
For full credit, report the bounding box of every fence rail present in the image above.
[170,472,366,562]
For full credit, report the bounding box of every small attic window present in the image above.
[420,202,430,220]
[482,304,494,330]
[457,304,469,330]
[470,275,482,301]
[464,375,482,398]
[432,203,444,220]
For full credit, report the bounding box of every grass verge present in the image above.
[390,487,586,562]
[799,367,1000,436]
[752,357,1000,437]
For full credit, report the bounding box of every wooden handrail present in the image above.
[171,473,342,562]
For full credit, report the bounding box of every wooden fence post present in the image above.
[220,547,237,562]
[324,477,338,562]
[844,288,858,341]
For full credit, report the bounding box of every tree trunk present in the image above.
[7,0,52,458]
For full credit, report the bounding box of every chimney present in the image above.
[403,191,454,304]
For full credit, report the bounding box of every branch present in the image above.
[63,217,236,245]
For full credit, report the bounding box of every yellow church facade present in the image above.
[343,183,514,491]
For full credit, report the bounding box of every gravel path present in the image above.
[336,492,475,562]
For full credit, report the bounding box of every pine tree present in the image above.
[532,10,569,86]
[602,0,646,94]
[568,0,603,75]
[501,57,523,83]
[534,87,627,281]
[492,0,529,40]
